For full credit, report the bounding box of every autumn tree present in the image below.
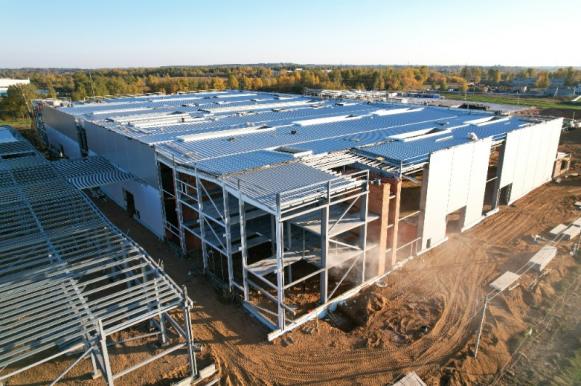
[0,84,38,118]
[535,72,550,88]
[227,74,239,89]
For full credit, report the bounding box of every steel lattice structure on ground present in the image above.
[0,127,198,385]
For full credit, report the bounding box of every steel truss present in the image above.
[0,128,198,385]
[161,148,419,338]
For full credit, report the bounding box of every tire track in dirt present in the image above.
[199,178,581,385]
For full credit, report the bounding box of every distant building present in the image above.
[544,86,577,97]
[511,77,536,93]
[0,78,30,96]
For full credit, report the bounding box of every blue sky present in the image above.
[1,0,580,68]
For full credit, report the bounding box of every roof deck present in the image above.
[53,90,538,180]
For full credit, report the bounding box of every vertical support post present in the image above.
[195,173,208,271]
[474,296,489,358]
[270,215,276,257]
[89,345,102,379]
[182,286,198,377]
[238,184,249,301]
[320,181,331,304]
[97,320,114,386]
[302,229,306,259]
[286,222,292,251]
[222,187,234,289]
[173,164,187,255]
[155,263,167,345]
[359,175,369,282]
[275,194,285,329]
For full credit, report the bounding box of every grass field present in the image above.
[0,117,33,131]
[443,93,581,111]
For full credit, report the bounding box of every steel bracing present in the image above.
[0,127,198,385]
[159,148,407,338]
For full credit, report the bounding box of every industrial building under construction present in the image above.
[34,90,563,338]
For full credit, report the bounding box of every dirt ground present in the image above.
[6,128,581,385]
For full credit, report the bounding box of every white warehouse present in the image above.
[35,90,563,337]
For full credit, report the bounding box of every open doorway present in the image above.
[499,184,512,206]
[446,206,466,235]
[482,144,503,214]
[124,189,136,218]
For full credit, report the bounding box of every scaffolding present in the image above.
[0,127,198,385]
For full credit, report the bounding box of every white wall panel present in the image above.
[447,144,472,212]
[420,149,451,250]
[499,119,562,204]
[464,137,492,229]
[420,138,491,251]
[100,180,164,238]
[42,107,77,141]
[45,125,81,159]
[83,121,158,187]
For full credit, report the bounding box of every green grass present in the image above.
[0,117,33,131]
[442,93,581,111]
[553,349,581,385]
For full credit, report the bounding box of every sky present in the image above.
[1,0,580,68]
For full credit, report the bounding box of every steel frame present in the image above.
[162,150,400,337]
[0,128,198,385]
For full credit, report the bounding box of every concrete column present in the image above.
[388,179,402,267]
[367,181,390,275]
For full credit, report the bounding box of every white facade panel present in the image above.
[447,144,472,212]
[100,180,164,238]
[499,119,562,204]
[420,138,491,251]
[45,125,81,159]
[83,121,158,187]
[420,149,450,250]
[42,107,78,144]
[464,138,492,229]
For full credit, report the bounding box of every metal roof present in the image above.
[223,162,360,209]
[53,90,537,177]
[52,156,133,189]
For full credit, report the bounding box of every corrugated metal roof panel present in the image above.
[196,150,294,176]
[223,162,357,209]
[53,90,534,174]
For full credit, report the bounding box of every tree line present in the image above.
[1,65,580,119]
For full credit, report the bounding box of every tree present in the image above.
[487,68,501,84]
[473,68,482,84]
[211,77,226,90]
[72,84,88,101]
[46,83,57,99]
[459,80,469,94]
[535,72,550,88]
[525,68,536,78]
[1,84,38,119]
[227,74,239,89]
